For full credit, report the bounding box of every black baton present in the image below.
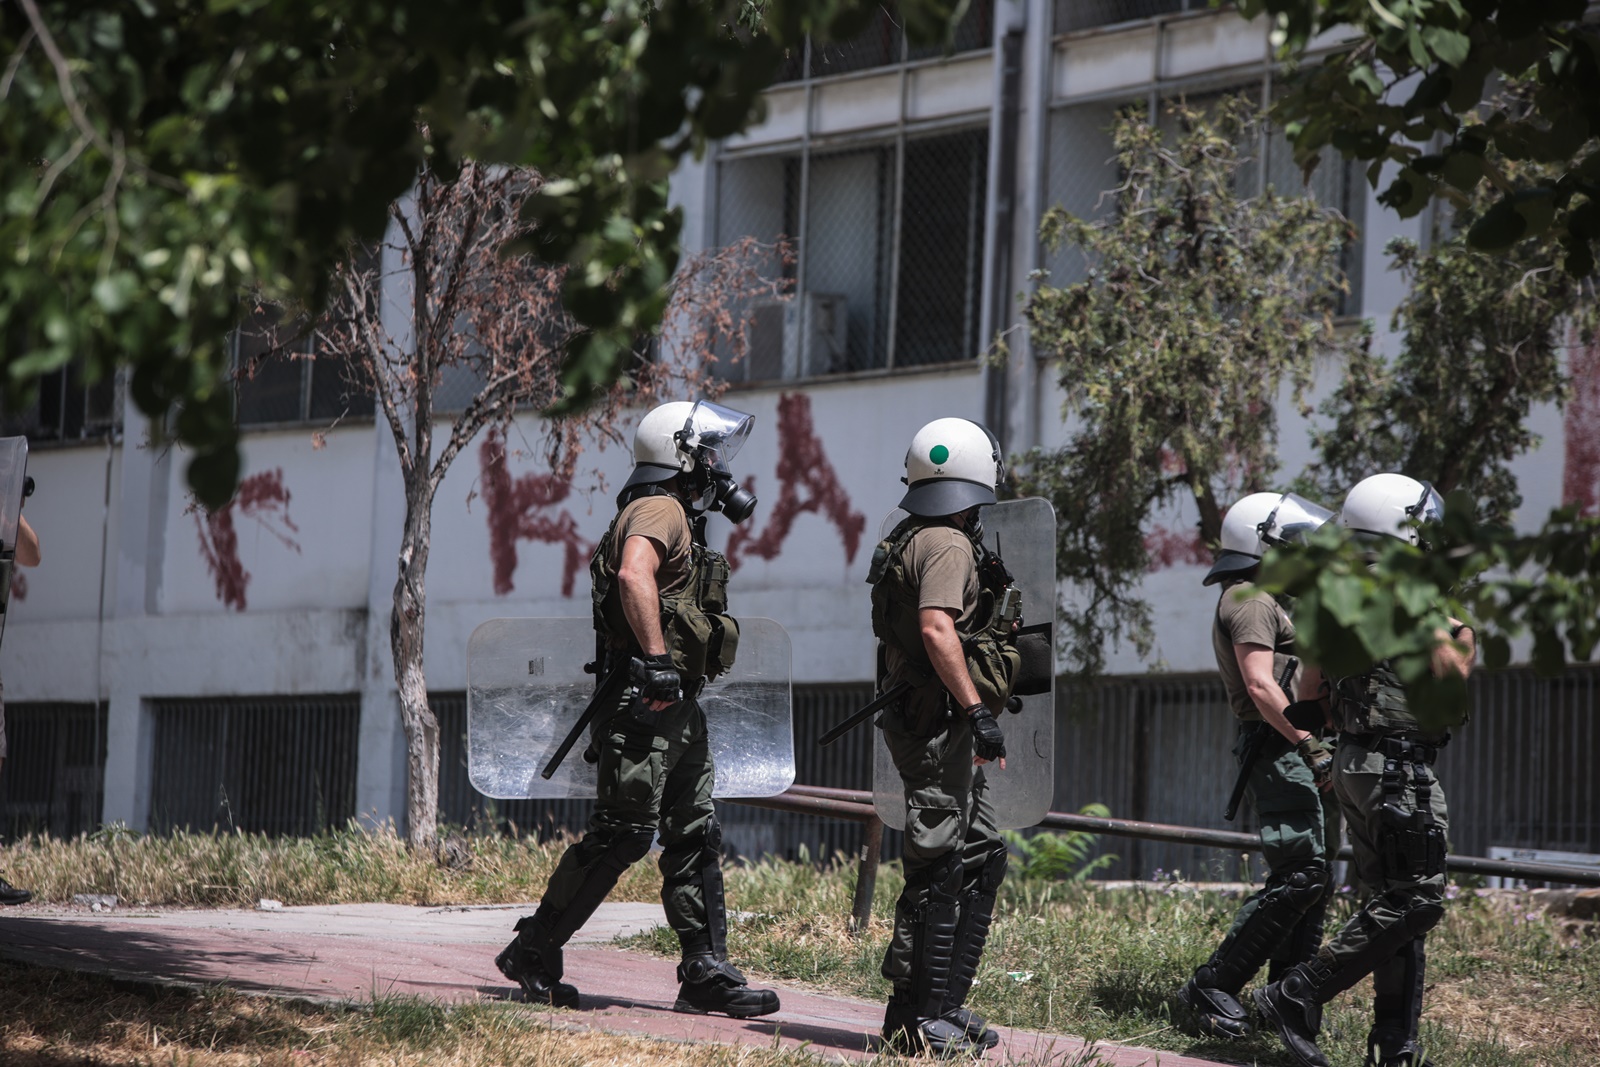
[541,659,631,780]
[818,679,913,747]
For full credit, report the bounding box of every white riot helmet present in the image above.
[899,417,1004,517]
[1203,491,1335,586]
[1340,473,1444,547]
[622,399,759,522]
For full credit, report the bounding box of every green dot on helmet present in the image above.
[929,444,950,465]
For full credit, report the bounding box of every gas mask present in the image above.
[676,400,758,524]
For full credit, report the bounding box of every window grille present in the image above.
[1043,87,1366,318]
[0,361,119,444]
[2,701,106,840]
[714,125,990,383]
[148,694,360,837]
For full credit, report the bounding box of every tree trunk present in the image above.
[391,481,439,852]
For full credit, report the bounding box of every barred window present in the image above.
[0,359,118,444]
[774,0,995,84]
[1043,88,1366,316]
[232,304,375,427]
[714,125,989,383]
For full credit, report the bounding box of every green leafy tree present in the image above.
[1239,0,1600,274]
[1261,500,1600,729]
[1304,182,1599,524]
[1022,98,1363,675]
[1,0,966,506]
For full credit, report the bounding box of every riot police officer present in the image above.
[1255,473,1475,1067]
[870,417,1022,1056]
[1178,491,1340,1040]
[496,400,779,1019]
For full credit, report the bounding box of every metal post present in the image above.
[850,816,884,935]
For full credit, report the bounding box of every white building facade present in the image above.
[4,0,1596,870]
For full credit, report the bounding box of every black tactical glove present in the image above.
[1295,735,1334,791]
[966,702,1006,762]
[630,653,682,708]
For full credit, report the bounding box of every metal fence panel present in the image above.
[148,694,359,836]
[1051,668,1600,882]
[2,701,105,840]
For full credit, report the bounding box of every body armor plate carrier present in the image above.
[590,490,738,683]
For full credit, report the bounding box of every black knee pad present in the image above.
[610,827,655,868]
[975,842,1008,895]
[1278,863,1329,912]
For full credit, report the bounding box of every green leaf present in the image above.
[1467,195,1527,249]
[1421,26,1471,68]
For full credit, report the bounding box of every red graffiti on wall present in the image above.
[195,469,301,611]
[1563,332,1600,517]
[726,392,867,570]
[480,431,592,597]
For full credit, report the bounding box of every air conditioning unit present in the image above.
[799,293,849,377]
[739,293,849,382]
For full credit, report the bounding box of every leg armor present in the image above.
[943,841,1007,1049]
[1254,890,1444,1067]
[882,851,979,1056]
[1366,936,1434,1067]
[1181,861,1327,1040]
[497,826,654,1006]
[665,820,779,1019]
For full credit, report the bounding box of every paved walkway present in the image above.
[0,901,1232,1066]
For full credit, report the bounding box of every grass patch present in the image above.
[4,828,1596,1064]
[633,855,1600,1067]
[0,956,838,1066]
[0,823,662,908]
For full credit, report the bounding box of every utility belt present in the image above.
[1338,731,1449,765]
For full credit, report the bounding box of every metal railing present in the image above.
[729,783,1600,933]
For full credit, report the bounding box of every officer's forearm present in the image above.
[920,609,980,708]
[618,569,667,656]
[16,515,39,567]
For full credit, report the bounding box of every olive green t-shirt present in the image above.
[1212,579,1299,722]
[607,495,693,598]
[884,524,978,683]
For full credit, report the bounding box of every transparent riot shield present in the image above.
[871,498,1057,830]
[0,436,31,647]
[468,617,794,800]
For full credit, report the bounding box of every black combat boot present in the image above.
[1253,962,1330,1067]
[673,953,780,1018]
[0,872,32,906]
[1177,962,1253,1040]
[1180,865,1327,1040]
[495,904,579,1008]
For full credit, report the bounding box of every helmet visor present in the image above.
[1406,481,1445,524]
[1258,493,1335,546]
[683,400,754,474]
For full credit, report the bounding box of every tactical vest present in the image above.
[590,493,739,683]
[867,516,1021,713]
[1332,660,1467,736]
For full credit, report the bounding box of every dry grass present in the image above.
[0,824,662,908]
[0,957,820,1067]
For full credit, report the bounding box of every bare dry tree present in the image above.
[242,161,789,851]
